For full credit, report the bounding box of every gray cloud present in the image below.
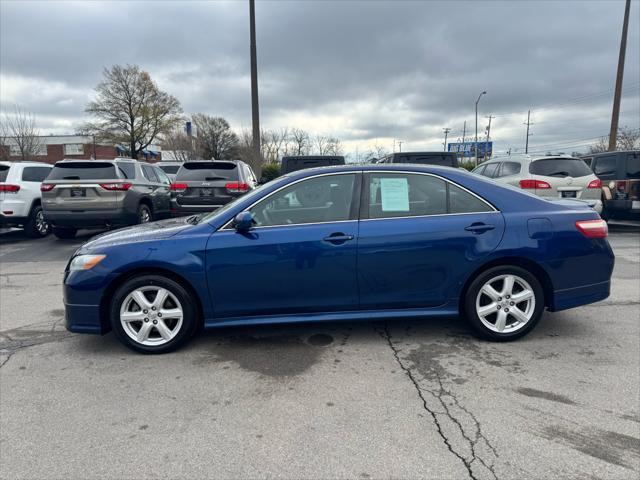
[1,0,638,156]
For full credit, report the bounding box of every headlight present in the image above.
[69,254,106,271]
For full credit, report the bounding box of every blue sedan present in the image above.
[64,165,614,353]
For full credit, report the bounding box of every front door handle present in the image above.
[464,223,495,234]
[322,233,355,245]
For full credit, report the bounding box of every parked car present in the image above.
[0,161,52,237]
[280,156,345,174]
[587,150,639,220]
[377,151,459,168]
[41,158,172,239]
[471,155,603,213]
[64,164,613,354]
[169,160,257,217]
[156,161,184,181]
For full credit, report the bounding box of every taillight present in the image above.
[225,182,249,193]
[170,182,188,192]
[587,179,602,189]
[519,179,551,189]
[0,184,20,192]
[40,183,55,192]
[576,219,608,238]
[616,180,628,191]
[100,182,132,191]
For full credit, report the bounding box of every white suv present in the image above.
[0,161,53,237]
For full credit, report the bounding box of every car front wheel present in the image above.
[110,275,198,354]
[464,265,544,341]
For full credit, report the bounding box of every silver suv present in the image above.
[472,155,603,213]
[41,158,172,239]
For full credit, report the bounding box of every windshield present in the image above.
[529,158,592,178]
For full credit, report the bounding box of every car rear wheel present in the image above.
[110,275,198,354]
[52,226,77,239]
[24,205,50,238]
[137,204,152,224]
[464,265,544,341]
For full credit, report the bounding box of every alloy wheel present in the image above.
[139,208,151,223]
[35,210,49,235]
[475,274,536,333]
[120,287,184,346]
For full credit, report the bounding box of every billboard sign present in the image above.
[448,141,493,158]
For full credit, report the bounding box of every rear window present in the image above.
[176,162,239,181]
[626,153,640,179]
[48,162,117,180]
[159,164,180,174]
[593,155,617,177]
[0,165,9,182]
[394,153,458,168]
[22,166,52,182]
[529,158,592,178]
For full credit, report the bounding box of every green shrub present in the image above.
[260,162,281,183]
[460,161,476,171]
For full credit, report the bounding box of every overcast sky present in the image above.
[1,0,639,159]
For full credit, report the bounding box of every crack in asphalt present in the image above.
[0,326,73,369]
[377,323,498,480]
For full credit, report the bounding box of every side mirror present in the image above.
[233,211,254,232]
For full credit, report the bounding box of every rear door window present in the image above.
[48,162,117,180]
[626,153,640,179]
[0,165,9,182]
[529,158,592,178]
[368,173,447,218]
[141,164,159,183]
[482,163,499,178]
[154,167,171,185]
[449,183,494,213]
[593,155,617,178]
[158,164,180,175]
[22,166,52,182]
[176,162,239,181]
[117,162,136,179]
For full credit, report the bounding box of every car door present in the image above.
[140,164,162,214]
[153,166,172,216]
[357,171,505,310]
[206,172,361,319]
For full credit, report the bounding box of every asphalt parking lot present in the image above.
[1,223,639,480]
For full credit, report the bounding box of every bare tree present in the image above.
[0,118,8,161]
[1,105,43,160]
[160,128,196,162]
[261,128,289,163]
[589,126,639,153]
[314,134,328,155]
[236,128,263,174]
[325,136,344,156]
[85,64,182,159]
[290,128,310,155]
[192,114,239,160]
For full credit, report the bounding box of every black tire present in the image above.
[464,265,545,341]
[52,226,77,239]
[137,204,153,224]
[110,275,198,354]
[24,205,50,238]
[600,207,611,222]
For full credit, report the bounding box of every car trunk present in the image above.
[174,162,240,207]
[43,162,123,211]
[528,158,599,201]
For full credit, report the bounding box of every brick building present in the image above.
[0,135,162,165]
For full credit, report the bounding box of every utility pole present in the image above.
[442,128,451,151]
[608,0,631,151]
[249,0,261,164]
[524,110,533,154]
[461,120,466,164]
[397,140,403,152]
[484,115,493,161]
[475,91,487,166]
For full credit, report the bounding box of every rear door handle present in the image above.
[464,223,495,234]
[322,233,355,245]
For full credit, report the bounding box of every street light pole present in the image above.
[475,91,486,166]
[249,0,261,164]
[442,128,451,152]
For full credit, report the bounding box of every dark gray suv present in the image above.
[170,160,257,216]
[41,158,172,238]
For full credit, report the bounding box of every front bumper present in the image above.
[45,208,136,228]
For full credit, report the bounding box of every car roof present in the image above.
[282,163,465,179]
[0,160,52,167]
[481,154,581,165]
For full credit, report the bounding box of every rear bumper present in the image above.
[549,280,611,312]
[604,198,640,213]
[0,198,31,218]
[45,208,136,227]
[0,214,28,227]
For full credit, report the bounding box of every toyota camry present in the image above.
[64,165,614,353]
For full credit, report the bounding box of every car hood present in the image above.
[80,217,195,250]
